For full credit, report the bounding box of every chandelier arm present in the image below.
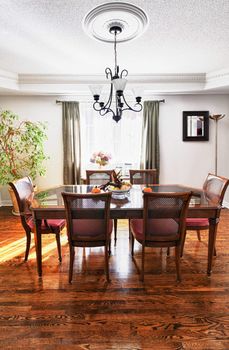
[122,105,143,113]
[93,101,104,112]
[122,94,143,112]
[99,107,115,117]
[105,67,113,80]
[120,69,128,78]
[103,83,113,110]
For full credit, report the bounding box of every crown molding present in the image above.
[19,73,206,84]
[0,71,229,95]
[205,69,229,90]
[0,69,18,91]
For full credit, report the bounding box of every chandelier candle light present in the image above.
[90,24,143,123]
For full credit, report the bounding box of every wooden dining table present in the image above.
[31,184,222,277]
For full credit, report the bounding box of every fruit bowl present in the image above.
[108,185,131,199]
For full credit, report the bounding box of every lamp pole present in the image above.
[209,114,225,175]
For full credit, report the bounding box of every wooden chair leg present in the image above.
[69,246,75,284]
[108,239,111,256]
[197,230,201,241]
[24,230,31,261]
[140,245,145,282]
[214,246,217,256]
[114,219,117,244]
[55,232,62,262]
[180,231,187,257]
[128,219,131,239]
[175,245,181,282]
[131,233,135,256]
[105,246,110,283]
[167,247,170,256]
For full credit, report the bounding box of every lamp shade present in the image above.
[132,86,143,98]
[89,84,103,96]
[112,78,127,92]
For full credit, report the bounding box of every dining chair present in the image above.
[129,169,157,185]
[61,191,113,283]
[130,191,192,282]
[180,173,229,257]
[9,177,65,262]
[86,169,118,243]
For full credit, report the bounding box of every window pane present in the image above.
[80,103,143,177]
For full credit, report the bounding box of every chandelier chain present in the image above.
[114,30,117,76]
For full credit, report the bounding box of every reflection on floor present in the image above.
[1,206,229,349]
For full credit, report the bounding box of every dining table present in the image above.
[30,184,222,277]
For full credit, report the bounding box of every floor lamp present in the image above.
[209,114,225,175]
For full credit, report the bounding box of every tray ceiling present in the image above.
[0,0,229,95]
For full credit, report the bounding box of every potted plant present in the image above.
[0,110,48,214]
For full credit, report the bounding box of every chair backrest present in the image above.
[62,192,112,243]
[129,169,157,185]
[86,170,114,185]
[203,173,229,205]
[143,192,192,241]
[8,177,34,229]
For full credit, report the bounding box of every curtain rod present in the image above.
[56,100,79,104]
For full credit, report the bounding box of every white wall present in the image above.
[0,94,229,204]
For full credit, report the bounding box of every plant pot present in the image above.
[8,186,20,216]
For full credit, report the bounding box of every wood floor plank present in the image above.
[0,206,229,349]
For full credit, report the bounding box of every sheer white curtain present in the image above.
[80,103,143,176]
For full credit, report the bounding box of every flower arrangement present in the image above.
[90,151,112,167]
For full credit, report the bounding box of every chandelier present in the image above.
[90,24,143,123]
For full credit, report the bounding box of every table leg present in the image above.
[207,218,219,276]
[33,218,42,277]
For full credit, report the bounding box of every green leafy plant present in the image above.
[0,110,48,185]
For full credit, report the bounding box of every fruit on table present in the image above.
[143,187,153,193]
[91,187,101,193]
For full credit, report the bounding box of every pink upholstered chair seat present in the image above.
[130,218,179,242]
[72,219,113,240]
[186,218,209,227]
[27,216,65,231]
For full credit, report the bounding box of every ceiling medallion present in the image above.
[83,2,148,43]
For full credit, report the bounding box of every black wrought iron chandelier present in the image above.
[91,24,143,123]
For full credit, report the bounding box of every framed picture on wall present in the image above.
[183,111,209,141]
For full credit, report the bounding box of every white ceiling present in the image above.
[0,0,229,96]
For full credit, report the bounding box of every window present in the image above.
[80,103,143,177]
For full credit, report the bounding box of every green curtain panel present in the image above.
[140,101,160,183]
[62,102,81,184]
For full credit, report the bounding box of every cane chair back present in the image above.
[86,170,114,185]
[129,169,157,185]
[62,191,112,282]
[203,173,229,204]
[130,191,192,281]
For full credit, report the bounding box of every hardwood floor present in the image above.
[0,206,229,350]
